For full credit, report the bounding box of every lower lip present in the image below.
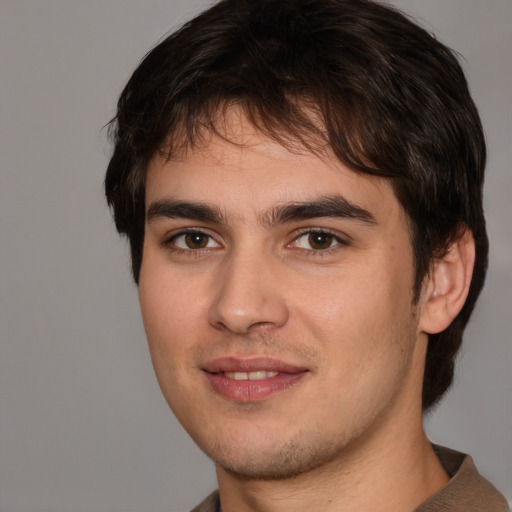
[204,371,307,402]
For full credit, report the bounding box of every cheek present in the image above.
[138,264,203,387]
[138,268,206,414]
[292,256,416,375]
[139,258,206,336]
[292,261,391,341]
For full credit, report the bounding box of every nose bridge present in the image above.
[208,242,289,333]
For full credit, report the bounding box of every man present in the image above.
[105,0,509,510]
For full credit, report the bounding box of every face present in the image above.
[139,116,429,480]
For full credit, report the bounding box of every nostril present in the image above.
[208,296,290,334]
[247,321,280,332]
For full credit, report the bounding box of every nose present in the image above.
[208,249,290,334]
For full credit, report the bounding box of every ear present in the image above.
[419,227,475,335]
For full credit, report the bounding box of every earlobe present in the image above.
[419,227,475,334]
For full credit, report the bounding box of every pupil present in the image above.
[186,233,207,248]
[309,233,332,249]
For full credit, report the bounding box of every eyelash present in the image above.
[162,228,349,255]
[289,229,348,254]
[163,228,221,254]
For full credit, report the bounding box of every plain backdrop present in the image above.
[0,1,510,511]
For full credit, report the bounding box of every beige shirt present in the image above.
[191,446,509,512]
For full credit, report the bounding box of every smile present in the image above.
[202,357,308,402]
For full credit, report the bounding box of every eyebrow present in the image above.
[265,195,376,226]
[146,200,226,224]
[146,195,376,226]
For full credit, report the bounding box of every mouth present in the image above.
[202,357,309,402]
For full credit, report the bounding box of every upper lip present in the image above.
[202,357,308,374]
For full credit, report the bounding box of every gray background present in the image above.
[0,0,510,511]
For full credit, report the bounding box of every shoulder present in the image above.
[415,445,509,512]
[190,490,220,512]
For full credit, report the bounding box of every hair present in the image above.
[105,0,487,410]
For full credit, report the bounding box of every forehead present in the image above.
[145,111,403,225]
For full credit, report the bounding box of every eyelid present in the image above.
[163,227,222,251]
[288,228,350,251]
[160,226,349,254]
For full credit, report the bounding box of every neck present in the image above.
[216,424,448,512]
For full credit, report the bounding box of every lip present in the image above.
[202,357,309,402]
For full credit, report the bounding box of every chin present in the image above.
[206,430,345,481]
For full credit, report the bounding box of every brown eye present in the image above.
[291,230,344,251]
[308,232,334,250]
[171,231,218,250]
[184,232,209,249]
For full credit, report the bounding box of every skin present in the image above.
[138,113,472,511]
